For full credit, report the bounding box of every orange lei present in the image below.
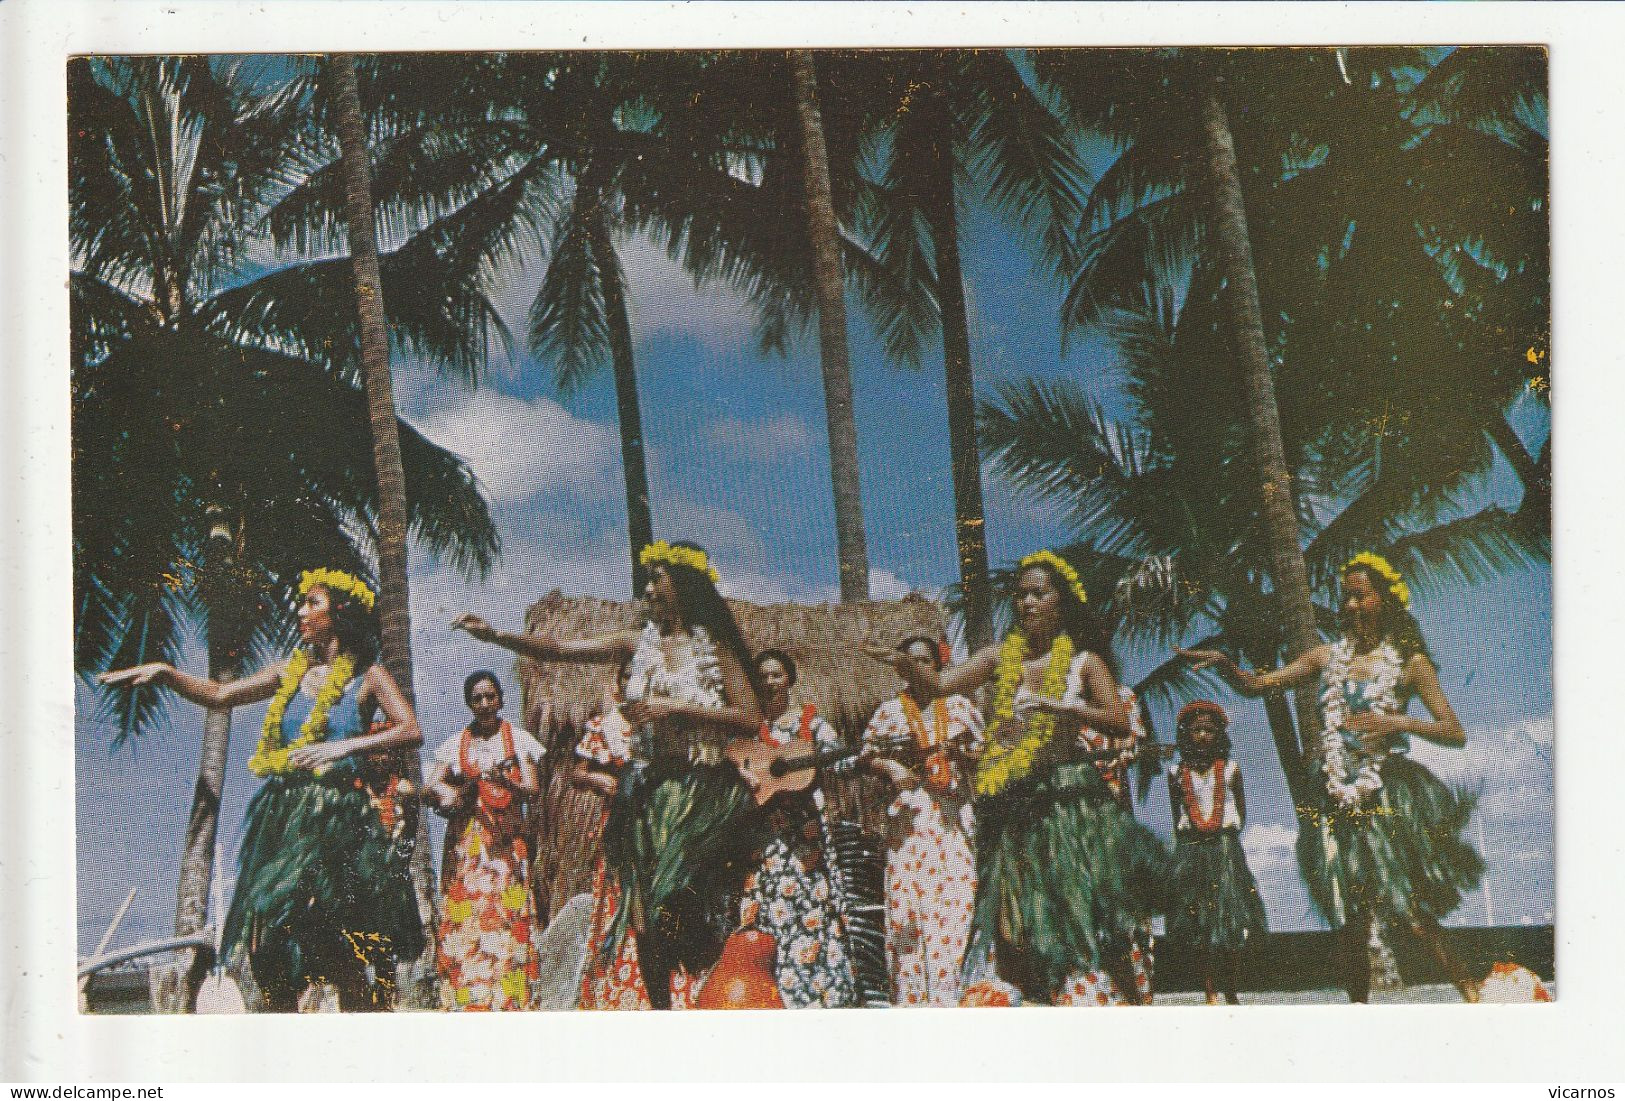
[1179,759,1228,833]
[761,703,818,744]
[900,693,955,793]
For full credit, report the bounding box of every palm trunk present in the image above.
[153,612,242,1012]
[1486,412,1550,511]
[922,97,993,650]
[1197,88,1321,782]
[331,54,436,1009]
[585,206,655,596]
[788,48,871,604]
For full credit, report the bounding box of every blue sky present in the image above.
[75,140,1553,957]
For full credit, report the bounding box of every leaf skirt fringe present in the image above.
[968,760,1169,1002]
[599,758,759,975]
[1295,754,1484,928]
[1167,828,1268,951]
[222,763,425,993]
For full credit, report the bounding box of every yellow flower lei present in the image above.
[639,540,720,583]
[1017,549,1088,604]
[299,567,376,611]
[974,630,1076,797]
[248,649,357,777]
[1342,551,1410,608]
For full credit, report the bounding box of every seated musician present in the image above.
[724,650,859,1008]
[425,671,544,1011]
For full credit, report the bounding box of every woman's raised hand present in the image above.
[451,613,497,642]
[1175,647,1231,672]
[860,644,911,675]
[98,663,170,688]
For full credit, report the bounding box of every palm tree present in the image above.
[851,49,1087,648]
[70,55,500,1010]
[786,49,869,602]
[978,274,1544,797]
[1034,46,1549,755]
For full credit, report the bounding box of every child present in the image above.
[1166,700,1268,1004]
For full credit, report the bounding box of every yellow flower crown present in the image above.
[1342,551,1410,609]
[639,540,720,584]
[1017,549,1088,604]
[299,567,376,611]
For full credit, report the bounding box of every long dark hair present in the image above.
[317,585,380,670]
[661,540,762,705]
[1342,564,1433,664]
[1015,559,1119,678]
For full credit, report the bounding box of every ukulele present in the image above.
[725,738,859,805]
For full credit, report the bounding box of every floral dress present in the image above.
[860,693,983,1007]
[736,705,859,1008]
[434,721,546,1011]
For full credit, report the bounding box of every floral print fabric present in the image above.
[736,708,859,1008]
[862,694,983,1007]
[437,817,539,1011]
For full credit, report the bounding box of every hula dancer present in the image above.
[1165,700,1267,1005]
[425,671,545,1011]
[454,540,763,1009]
[867,550,1167,1006]
[100,569,425,1011]
[1179,551,1484,1003]
[859,635,985,1007]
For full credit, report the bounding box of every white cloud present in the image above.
[617,233,761,353]
[703,412,815,465]
[407,388,622,506]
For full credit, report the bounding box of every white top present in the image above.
[1060,652,1146,752]
[433,722,546,777]
[761,705,841,752]
[1169,759,1243,832]
[624,621,724,710]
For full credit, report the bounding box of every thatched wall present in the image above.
[517,591,944,921]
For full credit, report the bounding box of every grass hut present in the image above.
[516,590,944,922]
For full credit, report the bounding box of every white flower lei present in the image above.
[625,621,724,709]
[1317,636,1402,809]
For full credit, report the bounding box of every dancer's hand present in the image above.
[451,613,496,642]
[1175,647,1231,673]
[287,742,346,771]
[1345,712,1408,752]
[98,663,170,688]
[860,644,910,675]
[622,697,677,725]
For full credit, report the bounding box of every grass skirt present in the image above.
[222,763,424,999]
[599,758,759,977]
[1167,828,1268,952]
[968,760,1168,1002]
[1295,754,1483,927]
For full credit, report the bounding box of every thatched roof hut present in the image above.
[516,590,944,920]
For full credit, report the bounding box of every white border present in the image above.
[4,0,1622,1083]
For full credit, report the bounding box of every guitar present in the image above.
[725,739,860,805]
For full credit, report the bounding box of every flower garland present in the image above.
[638,540,720,583]
[299,567,376,611]
[1017,549,1088,604]
[900,691,955,793]
[1343,551,1409,609]
[1179,759,1229,833]
[248,649,357,777]
[1317,636,1402,808]
[974,630,1075,797]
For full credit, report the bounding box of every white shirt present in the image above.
[434,722,546,778]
